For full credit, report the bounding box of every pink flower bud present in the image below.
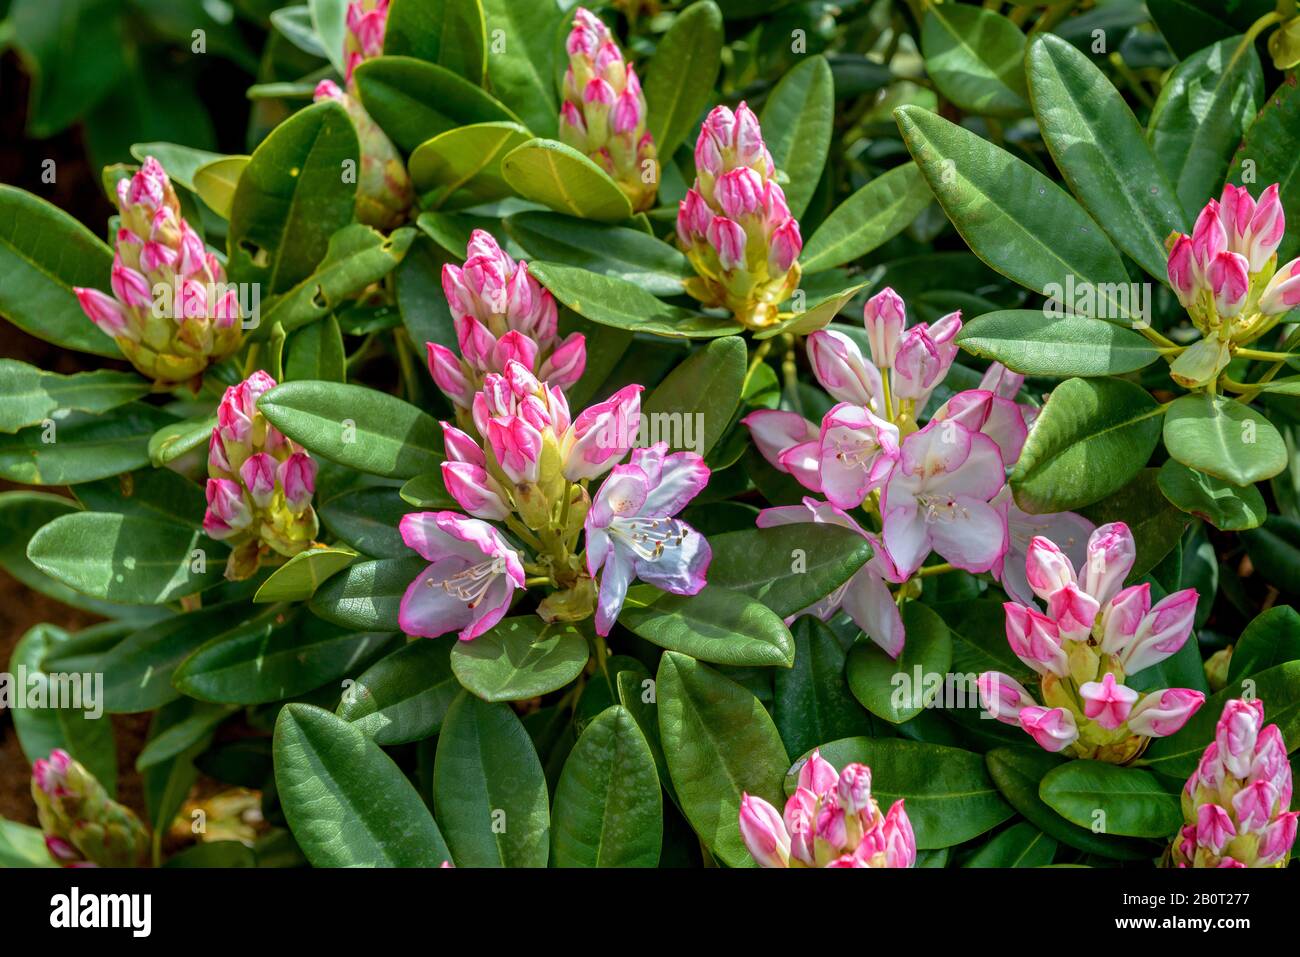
[563,384,643,481]
[738,793,789,868]
[1024,535,1077,602]
[1079,672,1139,730]
[1191,200,1228,270]
[279,452,317,512]
[538,332,586,391]
[715,167,764,220]
[240,453,277,508]
[768,219,802,274]
[1231,779,1277,834]
[1215,698,1265,778]
[1121,588,1198,675]
[1259,257,1300,316]
[1099,582,1150,657]
[1196,803,1236,855]
[487,416,544,484]
[427,343,474,409]
[1046,582,1100,642]
[33,749,72,796]
[1208,251,1250,318]
[1128,687,1205,738]
[863,287,906,369]
[836,764,873,813]
[1079,521,1136,606]
[882,799,916,868]
[1004,602,1069,677]
[706,216,746,271]
[110,261,152,309]
[805,329,883,408]
[1019,706,1078,753]
[1167,235,1197,308]
[977,671,1037,725]
[733,102,767,170]
[797,748,839,796]
[892,316,961,402]
[1258,811,1299,865]
[442,462,511,520]
[612,89,642,135]
[560,100,587,138]
[74,287,131,339]
[1220,183,1285,273]
[204,478,251,538]
[494,329,539,374]
[441,423,485,467]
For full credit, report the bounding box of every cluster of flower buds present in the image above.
[677,104,802,330]
[978,522,1206,763]
[1166,183,1300,387]
[31,750,149,867]
[314,80,413,229]
[204,372,319,580]
[742,288,1076,655]
[1171,699,1297,867]
[428,231,584,419]
[559,8,658,212]
[74,157,243,387]
[739,750,915,868]
[405,361,712,639]
[344,0,387,85]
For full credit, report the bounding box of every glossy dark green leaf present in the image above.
[433,691,550,867]
[308,556,425,632]
[384,0,486,82]
[0,361,148,434]
[1027,33,1186,279]
[275,702,451,866]
[799,163,931,273]
[477,0,561,136]
[227,100,358,294]
[0,403,177,486]
[0,185,116,356]
[775,617,876,758]
[501,138,634,223]
[551,705,663,867]
[644,0,724,159]
[1227,68,1300,264]
[621,585,795,667]
[958,311,1160,377]
[1011,377,1165,513]
[1227,606,1300,683]
[148,414,216,469]
[786,737,1012,849]
[657,652,789,867]
[252,547,358,603]
[1242,516,1300,595]
[962,822,1057,867]
[135,702,234,771]
[1157,458,1266,531]
[641,337,745,455]
[318,484,417,558]
[409,122,530,210]
[1040,761,1181,838]
[760,55,833,218]
[1164,393,1287,486]
[450,617,588,702]
[921,4,1028,117]
[846,602,953,724]
[259,380,443,479]
[27,511,225,605]
[338,638,459,744]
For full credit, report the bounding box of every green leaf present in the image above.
[896,106,1133,319]
[354,55,518,154]
[705,523,873,619]
[1026,33,1186,279]
[957,311,1160,377]
[338,638,459,744]
[274,702,451,867]
[921,4,1029,118]
[164,841,256,868]
[1227,66,1300,264]
[0,403,177,486]
[775,617,877,758]
[846,602,953,724]
[319,485,418,558]
[175,613,391,705]
[0,360,148,434]
[0,819,58,868]
[409,122,530,210]
[1227,606,1300,683]
[136,702,234,771]
[1242,517,1300,595]
[1040,761,1181,838]
[130,142,227,192]
[192,156,249,220]
[753,280,869,341]
[1164,393,1287,486]
[259,380,443,479]
[384,0,486,82]
[433,691,550,867]
[1010,376,1164,513]
[963,822,1057,867]
[551,705,663,867]
[27,511,224,604]
[529,261,735,338]
[309,556,425,632]
[0,186,116,356]
[642,337,745,455]
[253,547,357,603]
[1148,36,1264,217]
[228,100,359,294]
[760,55,833,218]
[621,585,795,667]
[257,225,415,336]
[1140,661,1300,778]
[657,652,789,867]
[644,0,724,159]
[308,0,348,74]
[1157,458,1266,531]
[148,413,216,469]
[985,747,1151,859]
[799,163,932,274]
[501,138,634,223]
[786,738,1012,849]
[504,211,694,296]
[476,0,560,136]
[449,617,589,702]
[286,314,346,383]
[1079,469,1191,581]
[100,604,281,712]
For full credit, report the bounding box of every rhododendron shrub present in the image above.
[2,0,1299,874]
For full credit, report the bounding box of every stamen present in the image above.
[431,557,505,608]
[917,495,969,525]
[610,517,689,562]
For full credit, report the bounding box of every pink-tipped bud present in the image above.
[1208,251,1250,318]
[863,287,907,369]
[806,329,883,408]
[204,478,252,538]
[1191,200,1228,270]
[706,216,746,271]
[1215,698,1265,778]
[1079,672,1139,730]
[1128,687,1205,738]
[1079,522,1136,607]
[1259,257,1300,316]
[1167,235,1197,308]
[715,167,765,220]
[1004,602,1069,678]
[797,749,839,796]
[427,342,474,408]
[977,671,1038,725]
[538,332,586,392]
[836,763,873,813]
[441,422,486,467]
[1019,706,1079,753]
[738,793,790,868]
[768,219,802,274]
[279,452,317,512]
[1024,535,1077,602]
[442,462,511,521]
[240,452,277,509]
[1099,582,1151,657]
[1121,588,1199,675]
[74,287,131,339]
